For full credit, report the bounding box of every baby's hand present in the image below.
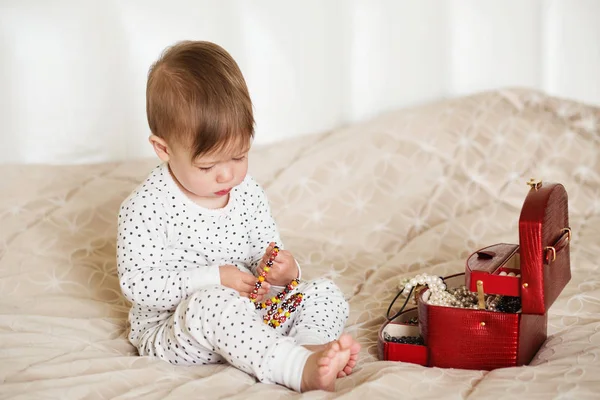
[257,242,299,286]
[219,265,271,300]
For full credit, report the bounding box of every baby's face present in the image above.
[168,140,249,207]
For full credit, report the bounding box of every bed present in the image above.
[2,88,599,399]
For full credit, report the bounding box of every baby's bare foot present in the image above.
[302,335,361,379]
[300,334,353,392]
[336,334,361,378]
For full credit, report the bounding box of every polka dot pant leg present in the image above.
[284,278,349,345]
[138,285,307,388]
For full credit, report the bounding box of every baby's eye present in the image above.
[198,165,215,172]
[233,155,247,162]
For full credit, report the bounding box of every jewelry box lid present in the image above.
[518,179,571,315]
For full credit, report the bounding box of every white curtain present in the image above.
[1,0,599,164]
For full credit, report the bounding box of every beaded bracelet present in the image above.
[250,245,304,328]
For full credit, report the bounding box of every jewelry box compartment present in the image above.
[465,243,521,297]
[377,308,427,366]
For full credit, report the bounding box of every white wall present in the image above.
[1,0,599,164]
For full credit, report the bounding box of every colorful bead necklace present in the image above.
[250,245,304,328]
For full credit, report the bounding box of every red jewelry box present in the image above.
[379,180,571,370]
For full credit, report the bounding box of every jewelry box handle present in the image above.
[544,227,571,265]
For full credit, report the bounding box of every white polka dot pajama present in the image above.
[116,164,349,390]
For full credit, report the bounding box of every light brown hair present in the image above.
[146,41,254,160]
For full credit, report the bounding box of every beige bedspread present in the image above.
[1,88,599,399]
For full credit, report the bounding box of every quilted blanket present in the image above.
[1,88,599,399]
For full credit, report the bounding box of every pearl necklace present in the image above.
[399,273,521,312]
[399,274,458,307]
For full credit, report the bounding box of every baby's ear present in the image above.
[149,135,170,162]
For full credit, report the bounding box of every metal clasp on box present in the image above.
[544,246,556,263]
[562,227,571,242]
[526,178,542,190]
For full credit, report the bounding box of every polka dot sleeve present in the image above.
[245,176,284,274]
[116,194,221,311]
